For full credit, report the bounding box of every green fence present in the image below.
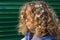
[0,0,60,40]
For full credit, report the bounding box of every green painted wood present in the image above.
[0,0,60,40]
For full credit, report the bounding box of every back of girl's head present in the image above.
[18,1,60,37]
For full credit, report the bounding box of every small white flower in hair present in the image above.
[35,4,40,7]
[42,10,44,12]
[35,14,40,17]
[30,4,33,5]
[35,4,42,8]
[38,25,42,29]
[40,4,42,7]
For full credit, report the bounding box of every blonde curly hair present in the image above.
[18,1,60,37]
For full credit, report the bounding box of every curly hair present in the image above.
[18,1,60,37]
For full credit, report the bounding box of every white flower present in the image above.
[35,14,40,17]
[38,25,42,28]
[35,4,40,7]
[40,4,42,7]
[42,10,44,12]
[35,4,42,8]
[30,4,33,5]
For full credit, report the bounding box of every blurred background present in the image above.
[0,0,60,40]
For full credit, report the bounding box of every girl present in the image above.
[18,1,60,40]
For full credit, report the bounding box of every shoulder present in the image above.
[31,36,41,40]
[31,35,57,40]
[42,35,57,40]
